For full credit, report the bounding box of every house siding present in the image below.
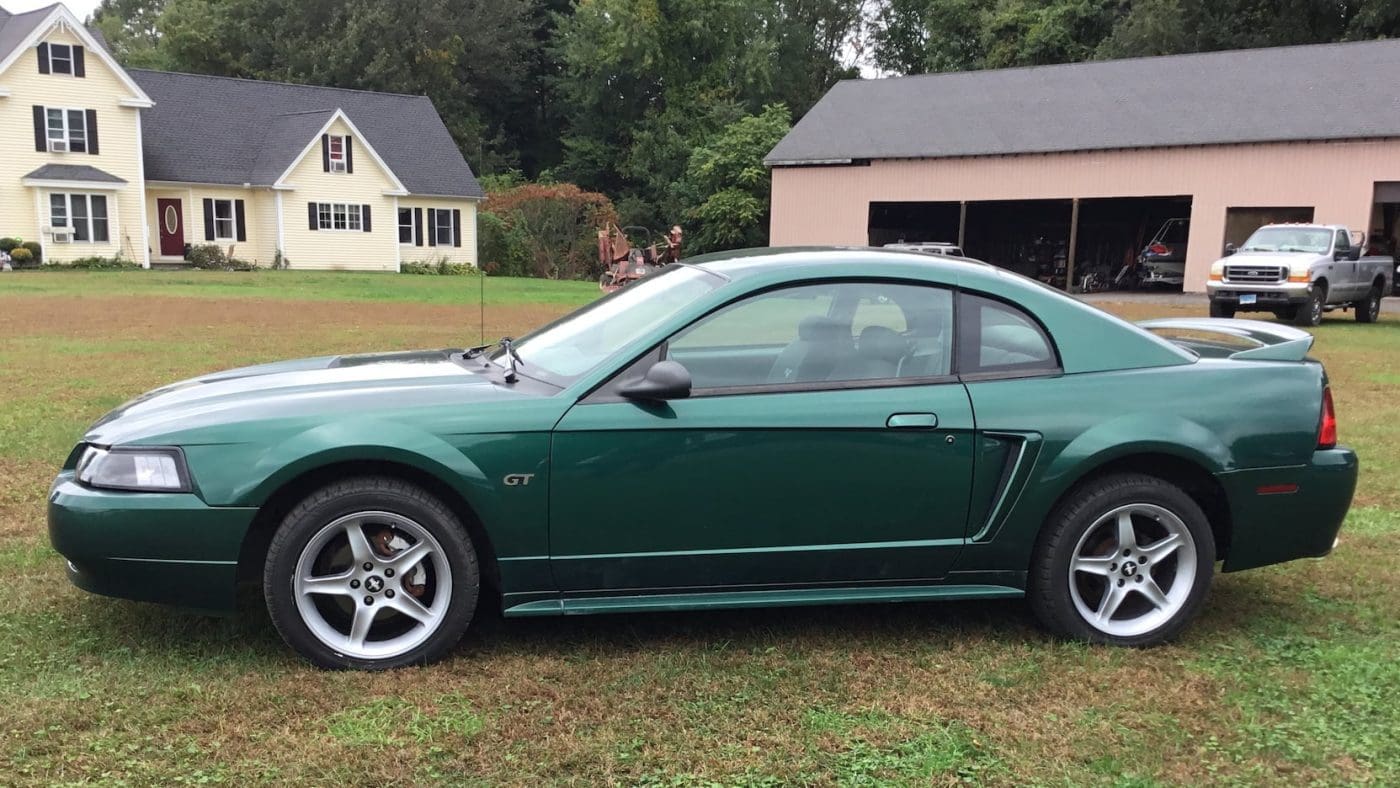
[398,196,478,268]
[769,139,1400,291]
[144,185,278,264]
[0,25,146,264]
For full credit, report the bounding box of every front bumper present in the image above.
[1207,282,1310,310]
[1219,447,1358,572]
[48,472,257,611]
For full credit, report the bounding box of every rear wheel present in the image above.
[1295,285,1325,327]
[1356,286,1381,323]
[264,477,479,670]
[1208,300,1235,319]
[1029,474,1215,646]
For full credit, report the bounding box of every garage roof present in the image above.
[766,38,1400,165]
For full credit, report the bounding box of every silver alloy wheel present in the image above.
[293,511,452,660]
[1310,292,1324,324]
[1068,503,1198,638]
[1367,291,1381,321]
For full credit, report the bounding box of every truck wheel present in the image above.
[1295,286,1325,327]
[1208,300,1235,319]
[1355,286,1381,323]
[1274,306,1298,321]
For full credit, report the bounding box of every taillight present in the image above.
[1318,386,1337,449]
[1149,243,1169,255]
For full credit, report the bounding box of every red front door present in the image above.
[157,199,184,257]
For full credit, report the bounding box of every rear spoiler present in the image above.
[1136,318,1315,361]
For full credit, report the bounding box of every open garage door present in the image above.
[867,202,962,248]
[1224,207,1314,250]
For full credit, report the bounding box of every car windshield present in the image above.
[1241,227,1332,253]
[493,265,723,383]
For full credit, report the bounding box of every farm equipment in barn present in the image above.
[598,224,683,292]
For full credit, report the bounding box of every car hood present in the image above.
[1226,251,1320,267]
[85,348,532,446]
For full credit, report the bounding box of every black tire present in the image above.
[1295,285,1325,327]
[1208,300,1235,319]
[264,476,480,670]
[1273,306,1299,322]
[1355,286,1381,323]
[1029,473,1216,647]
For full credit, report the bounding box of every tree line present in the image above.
[93,0,1398,264]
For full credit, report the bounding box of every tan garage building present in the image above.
[765,39,1400,292]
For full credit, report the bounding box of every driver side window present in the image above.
[667,282,953,391]
[1335,230,1350,251]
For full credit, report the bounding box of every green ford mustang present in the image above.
[49,249,1357,669]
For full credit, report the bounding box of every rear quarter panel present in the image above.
[953,358,1325,575]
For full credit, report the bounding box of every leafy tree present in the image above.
[679,103,792,252]
[485,183,619,278]
[91,0,170,68]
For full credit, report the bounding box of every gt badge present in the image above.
[503,473,535,487]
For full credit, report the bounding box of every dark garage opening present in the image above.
[963,197,1192,290]
[1224,207,1314,250]
[867,202,962,247]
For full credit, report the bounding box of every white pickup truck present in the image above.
[1206,223,1393,326]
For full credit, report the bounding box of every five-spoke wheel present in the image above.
[1031,473,1215,646]
[265,477,479,669]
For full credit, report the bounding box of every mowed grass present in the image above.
[1,271,1398,785]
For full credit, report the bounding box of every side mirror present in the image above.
[1334,248,1360,261]
[1223,243,1236,257]
[618,360,691,401]
[1349,247,1361,261]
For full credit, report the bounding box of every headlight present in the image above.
[76,446,190,492]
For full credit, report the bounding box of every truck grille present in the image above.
[1224,265,1287,283]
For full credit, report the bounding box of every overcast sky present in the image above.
[9,0,100,20]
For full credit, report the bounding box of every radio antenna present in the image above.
[478,266,485,345]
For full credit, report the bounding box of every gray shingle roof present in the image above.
[23,163,127,183]
[130,69,484,198]
[0,3,56,61]
[766,38,1400,165]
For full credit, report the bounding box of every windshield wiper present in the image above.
[464,337,524,383]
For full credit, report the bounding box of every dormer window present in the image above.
[328,135,348,172]
[37,43,85,77]
[321,133,353,173]
[49,44,73,74]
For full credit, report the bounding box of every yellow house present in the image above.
[0,2,482,270]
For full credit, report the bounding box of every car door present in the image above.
[1334,229,1359,299]
[549,280,975,593]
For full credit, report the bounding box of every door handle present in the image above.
[886,412,938,429]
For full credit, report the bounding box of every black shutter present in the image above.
[235,200,247,241]
[202,199,215,241]
[452,209,462,247]
[32,106,46,152]
[37,43,49,74]
[73,46,85,78]
[85,110,99,155]
[426,209,437,246]
[308,203,319,231]
[361,204,371,232]
[345,137,354,173]
[413,208,423,247]
[321,135,330,172]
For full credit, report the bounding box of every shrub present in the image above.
[186,244,227,269]
[0,238,18,253]
[9,247,34,265]
[20,241,41,264]
[401,256,478,275]
[39,255,141,270]
[477,211,529,277]
[484,183,617,280]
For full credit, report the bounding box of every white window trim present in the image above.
[398,206,416,246]
[45,106,87,153]
[211,198,237,241]
[328,135,348,173]
[433,208,454,246]
[315,202,364,232]
[46,42,74,76]
[48,192,111,244]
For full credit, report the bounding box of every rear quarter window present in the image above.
[957,293,1060,377]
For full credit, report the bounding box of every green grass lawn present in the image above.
[1,271,1398,785]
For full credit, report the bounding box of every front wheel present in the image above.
[264,477,480,669]
[1295,286,1326,327]
[1029,474,1215,646]
[1208,300,1235,319]
[1356,286,1381,323]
